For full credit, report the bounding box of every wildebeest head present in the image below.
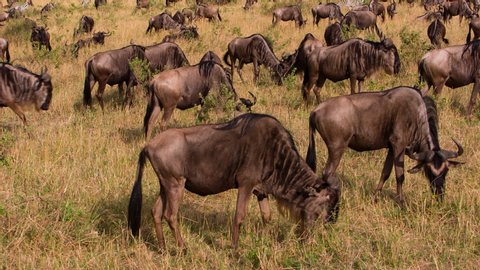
[92,31,111,45]
[34,67,53,110]
[375,26,400,74]
[407,139,464,198]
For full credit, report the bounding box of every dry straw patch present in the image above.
[1,0,480,269]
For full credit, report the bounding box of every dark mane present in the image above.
[198,60,216,78]
[243,33,274,51]
[462,40,480,66]
[248,35,279,69]
[423,96,440,150]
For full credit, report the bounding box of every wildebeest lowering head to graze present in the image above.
[272,5,306,27]
[95,0,106,9]
[418,39,480,118]
[311,3,343,26]
[0,38,10,62]
[306,87,463,205]
[302,27,400,104]
[194,4,222,21]
[162,26,199,42]
[223,34,296,85]
[30,26,52,51]
[74,15,95,37]
[144,41,190,72]
[427,19,449,48]
[0,63,52,124]
[72,31,111,58]
[83,45,146,111]
[324,22,344,46]
[129,113,341,250]
[341,10,377,31]
[441,0,478,23]
[145,12,182,34]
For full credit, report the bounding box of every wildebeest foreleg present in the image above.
[357,80,364,93]
[8,103,27,125]
[253,59,260,83]
[375,147,394,199]
[95,82,107,112]
[349,77,357,94]
[301,71,319,105]
[151,194,166,250]
[237,61,245,82]
[466,81,480,118]
[232,185,253,249]
[313,77,326,104]
[392,147,406,206]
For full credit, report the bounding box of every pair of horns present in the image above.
[406,138,464,162]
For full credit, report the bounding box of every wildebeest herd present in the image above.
[2,0,478,254]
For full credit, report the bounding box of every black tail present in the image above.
[467,24,472,43]
[143,85,158,137]
[83,60,93,106]
[223,51,231,66]
[5,43,10,63]
[128,149,147,237]
[443,38,449,45]
[306,112,317,172]
[146,21,153,34]
[217,11,222,21]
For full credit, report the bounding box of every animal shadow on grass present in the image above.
[72,87,127,112]
[118,126,144,144]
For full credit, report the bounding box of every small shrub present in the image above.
[341,24,359,40]
[129,57,153,91]
[196,84,236,124]
[399,27,430,70]
[230,26,242,36]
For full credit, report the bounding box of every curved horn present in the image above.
[248,91,257,106]
[406,147,434,162]
[374,24,385,40]
[439,138,464,159]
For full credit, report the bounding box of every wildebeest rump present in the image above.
[324,22,343,46]
[223,34,295,84]
[200,50,222,66]
[83,45,146,111]
[146,12,182,33]
[145,42,190,72]
[311,3,343,26]
[289,33,323,75]
[74,15,94,37]
[195,4,222,21]
[0,63,52,124]
[418,40,480,118]
[466,16,480,42]
[129,113,340,250]
[272,5,306,27]
[0,38,10,62]
[30,26,51,51]
[144,60,238,140]
[427,19,449,48]
[306,87,463,204]
[302,34,401,104]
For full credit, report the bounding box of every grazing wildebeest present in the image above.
[387,1,397,19]
[369,0,386,22]
[428,19,449,48]
[146,12,182,33]
[40,2,54,15]
[289,33,323,75]
[162,26,199,42]
[324,22,343,46]
[272,5,306,27]
[0,38,10,62]
[0,64,52,124]
[144,60,241,139]
[306,87,463,205]
[200,50,222,66]
[302,30,401,104]
[341,10,377,31]
[172,11,185,24]
[182,8,194,22]
[145,42,190,72]
[136,0,149,9]
[30,26,52,51]
[223,34,295,84]
[83,45,146,111]
[74,15,95,37]
[418,40,480,118]
[72,31,111,58]
[466,16,480,42]
[129,113,341,250]
[95,0,106,9]
[195,4,222,21]
[441,0,477,23]
[311,3,343,26]
[243,0,257,9]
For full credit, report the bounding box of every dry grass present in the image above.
[1,0,480,268]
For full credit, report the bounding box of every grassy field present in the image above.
[1,0,480,268]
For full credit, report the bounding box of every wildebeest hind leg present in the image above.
[163,176,186,250]
[322,145,346,182]
[232,185,253,249]
[466,81,480,118]
[95,82,107,112]
[160,106,175,131]
[375,147,394,201]
[151,194,166,250]
[237,61,245,82]
[145,97,161,141]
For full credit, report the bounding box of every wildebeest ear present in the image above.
[447,160,465,168]
[382,38,394,49]
[408,162,424,174]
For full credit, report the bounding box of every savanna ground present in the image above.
[1,0,480,268]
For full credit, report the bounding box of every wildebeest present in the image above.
[306,87,463,205]
[223,34,295,84]
[72,31,111,58]
[31,26,52,51]
[243,0,257,9]
[369,0,386,22]
[302,30,400,104]
[341,10,377,31]
[272,5,306,27]
[289,33,323,75]
[40,2,54,15]
[161,26,199,42]
[145,42,190,72]
[129,113,340,250]
[0,38,10,62]
[427,19,449,48]
[74,15,95,37]
[387,1,397,19]
[418,40,480,118]
[324,22,343,46]
[166,0,181,6]
[83,45,146,110]
[441,0,477,23]
[172,10,185,24]
[182,8,194,22]
[195,4,222,21]
[95,0,106,9]
[311,3,343,26]
[136,0,149,9]
[144,60,237,139]
[0,64,52,124]
[146,12,182,34]
[466,16,480,42]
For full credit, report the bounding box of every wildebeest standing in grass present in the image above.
[162,26,199,42]
[145,42,190,72]
[129,113,341,250]
[341,10,377,31]
[288,33,323,76]
[311,3,343,26]
[83,45,146,111]
[301,30,400,104]
[0,38,10,62]
[324,22,343,46]
[466,16,480,42]
[40,2,54,15]
[0,63,52,124]
[143,60,240,140]
[272,5,306,27]
[387,1,397,19]
[194,4,222,21]
[172,11,185,24]
[30,26,52,51]
[136,0,149,9]
[182,8,194,22]
[74,15,94,37]
[243,0,257,9]
[146,12,182,33]
[95,0,106,9]
[427,19,449,48]
[369,0,386,22]
[72,31,111,58]
[306,87,463,205]
[441,0,477,23]
[223,34,295,85]
[418,40,480,118]
[166,0,181,6]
